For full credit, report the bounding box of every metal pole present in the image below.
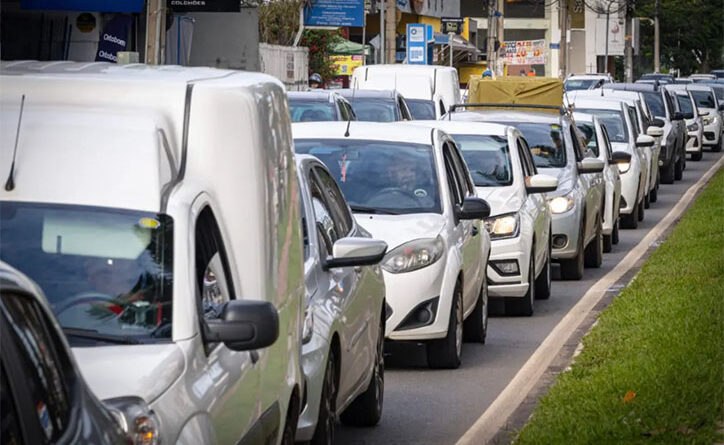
[486,0,495,72]
[380,0,385,64]
[624,0,633,82]
[145,0,166,64]
[496,0,504,75]
[654,0,660,73]
[604,6,610,75]
[560,0,567,77]
[449,31,454,66]
[362,11,367,65]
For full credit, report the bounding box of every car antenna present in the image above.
[4,94,26,192]
[345,79,357,137]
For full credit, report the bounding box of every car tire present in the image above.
[505,254,535,316]
[427,288,463,369]
[621,201,639,229]
[637,197,645,222]
[603,231,613,253]
[612,218,620,244]
[340,316,384,426]
[712,140,722,153]
[692,150,703,161]
[311,351,337,445]
[674,157,684,180]
[650,184,658,203]
[584,215,603,268]
[660,160,675,184]
[463,279,488,343]
[559,223,585,280]
[644,192,650,209]
[534,242,551,300]
[280,396,299,445]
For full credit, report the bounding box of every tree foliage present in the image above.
[634,0,723,74]
[300,30,344,82]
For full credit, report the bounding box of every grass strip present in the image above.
[515,168,724,444]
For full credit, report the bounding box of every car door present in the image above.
[193,205,262,444]
[309,166,373,399]
[442,140,479,314]
[517,137,549,273]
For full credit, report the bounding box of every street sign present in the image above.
[441,17,464,35]
[406,23,428,65]
[304,0,365,27]
[168,0,240,12]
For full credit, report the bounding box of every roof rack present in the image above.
[449,103,566,115]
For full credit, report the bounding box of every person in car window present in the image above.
[368,160,433,209]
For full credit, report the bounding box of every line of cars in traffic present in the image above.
[1,60,723,445]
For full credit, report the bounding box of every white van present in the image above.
[351,65,461,119]
[0,61,305,445]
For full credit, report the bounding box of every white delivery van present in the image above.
[351,64,461,119]
[0,61,305,445]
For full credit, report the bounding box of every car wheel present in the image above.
[650,185,658,203]
[463,278,488,343]
[559,223,585,280]
[637,197,645,222]
[660,160,675,184]
[644,191,650,209]
[506,253,535,316]
[712,139,722,152]
[621,200,639,229]
[311,352,337,445]
[340,316,384,426]
[674,157,684,180]
[427,287,463,369]
[584,215,603,268]
[612,218,620,244]
[534,242,551,300]
[692,150,703,161]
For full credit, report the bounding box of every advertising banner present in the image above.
[304,0,364,27]
[330,55,364,75]
[168,0,240,12]
[95,15,132,63]
[595,17,625,56]
[503,39,546,65]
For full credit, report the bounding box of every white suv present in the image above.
[294,121,491,369]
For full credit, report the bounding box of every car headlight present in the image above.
[484,212,519,239]
[302,309,314,344]
[548,195,575,214]
[703,116,713,125]
[687,122,699,132]
[104,397,160,445]
[381,236,444,274]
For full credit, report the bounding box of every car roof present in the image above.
[335,88,397,99]
[685,84,716,92]
[571,97,626,110]
[288,90,340,102]
[449,109,562,124]
[567,74,609,79]
[604,82,659,92]
[293,121,433,145]
[403,120,510,137]
[358,64,456,74]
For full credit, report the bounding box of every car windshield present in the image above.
[690,90,716,109]
[347,98,399,122]
[576,123,599,156]
[289,100,337,122]
[565,79,597,91]
[406,99,436,119]
[643,92,666,117]
[451,134,513,187]
[0,202,173,344]
[709,85,724,101]
[295,139,441,214]
[675,94,694,115]
[497,122,567,168]
[575,108,629,143]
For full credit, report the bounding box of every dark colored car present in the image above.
[604,83,686,184]
[336,89,413,122]
[637,73,674,84]
[0,261,152,445]
[288,90,356,122]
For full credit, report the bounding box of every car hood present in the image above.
[538,166,574,196]
[73,343,184,403]
[474,185,521,216]
[354,213,445,250]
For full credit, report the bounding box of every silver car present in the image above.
[666,85,705,161]
[294,155,388,444]
[450,109,605,280]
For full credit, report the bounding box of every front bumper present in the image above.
[550,206,582,260]
[703,121,722,145]
[686,131,702,153]
[487,236,531,298]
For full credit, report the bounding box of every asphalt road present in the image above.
[335,150,724,445]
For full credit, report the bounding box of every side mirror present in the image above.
[324,237,388,269]
[636,134,655,148]
[576,157,605,174]
[457,197,491,220]
[672,111,685,121]
[525,174,558,194]
[652,117,665,127]
[610,150,632,164]
[205,300,279,351]
[646,126,664,137]
[684,112,694,119]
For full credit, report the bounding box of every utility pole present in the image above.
[559,0,568,77]
[654,0,660,72]
[496,0,504,75]
[385,0,396,63]
[145,0,166,64]
[379,0,385,64]
[624,0,633,82]
[486,0,496,72]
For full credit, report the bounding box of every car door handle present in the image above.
[472,226,479,237]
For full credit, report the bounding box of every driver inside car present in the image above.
[367,159,434,209]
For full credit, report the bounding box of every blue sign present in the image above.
[304,0,364,27]
[96,15,132,63]
[550,43,561,49]
[406,23,429,65]
[21,0,143,12]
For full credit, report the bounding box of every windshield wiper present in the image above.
[349,205,401,215]
[62,327,141,345]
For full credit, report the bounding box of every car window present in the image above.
[564,78,597,91]
[497,122,567,168]
[398,97,413,121]
[1,293,72,442]
[313,166,353,236]
[195,208,235,328]
[338,100,350,121]
[406,99,436,119]
[451,134,513,187]
[344,102,357,120]
[518,138,539,175]
[295,139,442,214]
[309,181,338,256]
[448,141,474,196]
[576,122,599,157]
[690,90,717,108]
[643,91,666,117]
[676,93,695,116]
[568,125,586,161]
[627,106,640,138]
[347,98,399,122]
[516,140,533,177]
[0,202,174,344]
[664,90,679,115]
[599,124,614,159]
[574,109,629,143]
[442,144,464,206]
[289,100,337,122]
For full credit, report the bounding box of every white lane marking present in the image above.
[456,156,724,445]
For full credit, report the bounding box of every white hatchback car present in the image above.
[687,84,723,151]
[294,155,388,443]
[406,121,558,316]
[293,122,491,369]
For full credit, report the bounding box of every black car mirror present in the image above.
[610,151,632,164]
[205,300,279,351]
[652,117,665,127]
[672,112,685,121]
[456,197,491,220]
